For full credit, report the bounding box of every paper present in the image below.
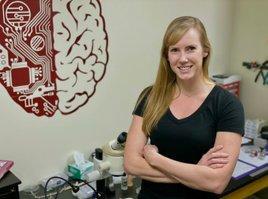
[231,146,268,179]
[232,160,256,179]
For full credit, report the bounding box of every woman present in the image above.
[124,16,244,199]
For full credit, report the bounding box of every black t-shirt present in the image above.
[133,85,245,199]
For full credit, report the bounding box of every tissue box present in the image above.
[68,161,94,180]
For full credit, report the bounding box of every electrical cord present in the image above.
[70,177,102,198]
[44,176,79,199]
[44,176,101,199]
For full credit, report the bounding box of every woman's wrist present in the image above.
[149,152,162,167]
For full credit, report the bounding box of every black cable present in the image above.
[44,176,79,199]
[79,180,97,193]
[44,176,103,199]
[76,179,101,198]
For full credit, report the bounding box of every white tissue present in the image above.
[73,151,86,167]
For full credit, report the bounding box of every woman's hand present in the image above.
[143,144,159,166]
[198,145,229,169]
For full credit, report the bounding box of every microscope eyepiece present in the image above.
[117,132,127,144]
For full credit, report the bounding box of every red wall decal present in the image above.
[0,0,109,116]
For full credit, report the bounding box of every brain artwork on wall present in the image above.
[0,0,108,116]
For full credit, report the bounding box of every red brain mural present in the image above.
[0,0,108,116]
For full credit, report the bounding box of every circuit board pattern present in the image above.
[0,0,109,116]
[0,0,57,116]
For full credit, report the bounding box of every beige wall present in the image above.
[1,0,235,189]
[230,0,268,120]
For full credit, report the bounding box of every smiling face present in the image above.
[168,28,208,81]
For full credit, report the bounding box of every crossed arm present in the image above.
[124,115,242,194]
[124,116,176,183]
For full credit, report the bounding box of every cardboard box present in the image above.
[212,74,241,97]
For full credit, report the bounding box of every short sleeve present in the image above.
[132,87,151,117]
[216,93,245,136]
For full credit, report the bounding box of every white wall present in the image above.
[230,0,268,120]
[0,0,234,189]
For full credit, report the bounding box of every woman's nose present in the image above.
[179,53,188,63]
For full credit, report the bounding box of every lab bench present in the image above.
[18,166,267,199]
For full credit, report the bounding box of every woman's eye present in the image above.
[186,46,196,51]
[170,48,179,52]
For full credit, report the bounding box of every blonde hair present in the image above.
[140,16,212,136]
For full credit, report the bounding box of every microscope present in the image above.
[85,132,128,197]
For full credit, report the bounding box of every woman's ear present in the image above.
[203,52,208,57]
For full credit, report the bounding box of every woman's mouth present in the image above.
[178,65,193,72]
